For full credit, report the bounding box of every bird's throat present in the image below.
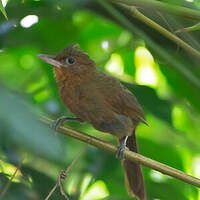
[53,67,67,83]
[53,66,95,87]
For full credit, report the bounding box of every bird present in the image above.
[38,43,147,200]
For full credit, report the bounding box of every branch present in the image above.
[109,0,200,21]
[45,149,84,200]
[117,3,200,62]
[0,159,23,199]
[41,116,200,188]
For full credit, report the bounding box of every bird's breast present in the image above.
[58,83,90,121]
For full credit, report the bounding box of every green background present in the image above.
[0,0,200,199]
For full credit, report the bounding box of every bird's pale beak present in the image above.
[37,54,62,68]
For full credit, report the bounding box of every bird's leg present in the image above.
[51,116,81,131]
[116,136,129,160]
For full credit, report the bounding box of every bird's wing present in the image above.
[94,71,147,125]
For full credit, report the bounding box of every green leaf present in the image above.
[122,83,172,124]
[21,166,57,199]
[175,23,200,33]
[159,64,200,112]
[0,85,65,162]
[0,0,8,20]
[194,0,200,9]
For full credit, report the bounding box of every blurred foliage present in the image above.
[0,0,200,199]
[0,0,7,20]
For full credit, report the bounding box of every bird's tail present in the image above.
[119,130,146,200]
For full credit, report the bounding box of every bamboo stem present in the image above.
[118,4,200,61]
[41,116,200,188]
[97,0,200,90]
[109,0,200,21]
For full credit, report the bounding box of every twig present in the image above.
[156,11,180,54]
[156,11,174,34]
[109,0,200,21]
[0,159,23,199]
[44,183,58,200]
[41,116,200,188]
[117,3,200,62]
[57,171,70,200]
[175,23,200,33]
[45,149,85,200]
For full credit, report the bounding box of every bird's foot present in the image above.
[116,144,129,160]
[51,116,81,131]
[116,136,129,160]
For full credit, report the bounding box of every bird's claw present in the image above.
[50,116,81,131]
[50,116,68,131]
[116,144,129,160]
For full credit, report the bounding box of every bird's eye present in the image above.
[66,57,75,65]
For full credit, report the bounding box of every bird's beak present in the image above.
[37,54,62,68]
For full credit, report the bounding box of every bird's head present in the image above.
[38,43,95,83]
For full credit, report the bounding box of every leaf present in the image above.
[194,0,200,9]
[0,0,8,20]
[0,85,65,162]
[159,64,200,112]
[122,83,172,124]
[21,166,57,199]
[175,23,200,33]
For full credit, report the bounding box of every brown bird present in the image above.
[38,43,147,200]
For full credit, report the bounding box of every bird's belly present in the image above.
[94,114,134,138]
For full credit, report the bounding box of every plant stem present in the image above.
[109,0,200,21]
[41,116,200,188]
[97,0,200,91]
[118,4,200,61]
[0,159,23,199]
